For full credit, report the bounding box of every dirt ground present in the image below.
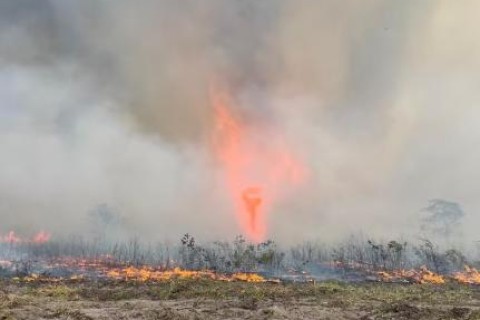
[0,279,479,319]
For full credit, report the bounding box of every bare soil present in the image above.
[0,280,479,319]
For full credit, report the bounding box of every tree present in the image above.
[420,199,464,238]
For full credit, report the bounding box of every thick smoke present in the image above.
[1,1,479,244]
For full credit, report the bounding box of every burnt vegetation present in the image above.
[0,200,474,284]
[0,232,476,282]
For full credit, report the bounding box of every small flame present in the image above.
[231,272,265,282]
[32,231,51,244]
[2,231,21,244]
[106,266,266,282]
[242,187,263,233]
[377,266,445,284]
[453,265,480,284]
[0,231,50,244]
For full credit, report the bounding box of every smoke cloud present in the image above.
[1,1,480,244]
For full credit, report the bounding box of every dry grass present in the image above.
[0,279,479,319]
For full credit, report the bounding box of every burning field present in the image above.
[3,0,480,319]
[0,235,479,319]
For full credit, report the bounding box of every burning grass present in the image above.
[1,233,480,319]
[370,266,445,284]
[2,234,480,288]
[105,266,268,283]
[454,266,480,285]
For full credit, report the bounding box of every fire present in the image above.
[231,272,265,282]
[32,231,51,243]
[0,231,50,244]
[210,85,305,241]
[242,187,263,233]
[2,256,272,284]
[2,231,21,244]
[453,265,480,284]
[106,267,211,282]
[377,266,445,284]
[106,266,267,283]
[7,254,480,286]
[19,273,84,283]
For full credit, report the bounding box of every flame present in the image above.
[231,272,265,282]
[7,255,480,286]
[453,265,480,284]
[18,273,84,283]
[2,231,21,244]
[0,231,50,244]
[106,266,266,282]
[210,84,305,241]
[3,256,271,284]
[377,266,445,284]
[32,231,51,244]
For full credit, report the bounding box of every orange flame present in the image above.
[106,266,267,283]
[377,266,445,284]
[32,231,51,244]
[453,265,480,284]
[210,85,305,241]
[2,231,21,244]
[0,231,50,244]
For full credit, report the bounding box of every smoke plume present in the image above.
[1,1,480,244]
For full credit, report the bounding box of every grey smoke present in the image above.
[1,1,479,243]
